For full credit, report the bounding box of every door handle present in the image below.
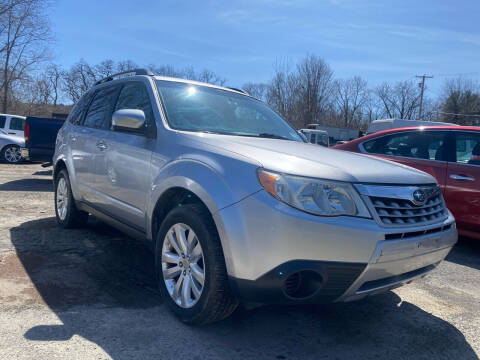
[450,174,474,181]
[96,142,108,151]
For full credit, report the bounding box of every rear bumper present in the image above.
[20,147,53,163]
[20,148,29,160]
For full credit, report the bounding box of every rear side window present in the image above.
[455,132,480,165]
[68,92,93,125]
[114,82,154,130]
[363,131,448,161]
[10,117,25,131]
[83,86,119,130]
[0,116,5,128]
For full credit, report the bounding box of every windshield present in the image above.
[155,80,302,141]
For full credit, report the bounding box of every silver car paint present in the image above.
[0,131,24,152]
[54,75,457,299]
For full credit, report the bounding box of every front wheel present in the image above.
[156,204,238,324]
[2,145,22,163]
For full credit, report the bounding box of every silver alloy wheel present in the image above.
[4,146,21,163]
[56,177,68,221]
[162,223,205,308]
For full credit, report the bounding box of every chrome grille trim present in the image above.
[355,184,448,228]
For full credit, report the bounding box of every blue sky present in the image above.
[51,0,480,96]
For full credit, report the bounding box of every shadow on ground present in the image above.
[446,237,480,271]
[0,178,53,192]
[7,217,478,360]
[32,170,53,176]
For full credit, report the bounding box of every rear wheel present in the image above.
[55,169,89,228]
[156,204,238,324]
[2,145,22,163]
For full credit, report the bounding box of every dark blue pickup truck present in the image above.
[21,117,64,164]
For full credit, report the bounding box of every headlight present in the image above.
[258,169,370,217]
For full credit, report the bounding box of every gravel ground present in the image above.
[0,163,479,360]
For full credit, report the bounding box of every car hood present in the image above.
[188,133,435,184]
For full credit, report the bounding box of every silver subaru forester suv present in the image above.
[53,69,457,324]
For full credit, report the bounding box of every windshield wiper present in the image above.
[257,133,291,140]
[196,130,292,141]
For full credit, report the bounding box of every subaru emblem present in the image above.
[412,189,426,205]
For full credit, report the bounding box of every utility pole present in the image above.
[416,74,433,120]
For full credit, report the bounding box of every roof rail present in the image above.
[95,68,154,85]
[227,87,249,95]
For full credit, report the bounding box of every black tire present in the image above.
[155,204,238,325]
[54,169,89,228]
[1,144,22,163]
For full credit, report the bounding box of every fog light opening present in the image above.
[283,270,323,299]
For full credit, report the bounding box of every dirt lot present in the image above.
[0,163,479,360]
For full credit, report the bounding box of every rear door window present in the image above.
[363,131,448,161]
[83,86,119,130]
[9,117,25,131]
[455,132,480,165]
[0,116,6,128]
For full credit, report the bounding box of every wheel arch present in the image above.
[148,160,243,276]
[53,158,67,182]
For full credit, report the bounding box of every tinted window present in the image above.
[455,132,480,165]
[363,131,447,161]
[310,133,316,143]
[0,116,5,128]
[83,86,119,130]
[114,82,154,130]
[68,92,93,125]
[10,117,25,131]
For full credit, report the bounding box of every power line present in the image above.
[435,111,480,117]
[416,74,433,120]
[433,72,479,77]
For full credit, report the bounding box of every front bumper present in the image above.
[216,190,457,304]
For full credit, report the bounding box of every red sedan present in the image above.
[334,126,480,240]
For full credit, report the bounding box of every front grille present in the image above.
[369,192,447,227]
[385,224,452,240]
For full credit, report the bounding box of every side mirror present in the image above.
[112,109,145,132]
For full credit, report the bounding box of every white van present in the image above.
[299,129,329,147]
[366,118,457,134]
[0,114,26,137]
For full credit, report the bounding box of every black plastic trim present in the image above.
[229,260,366,305]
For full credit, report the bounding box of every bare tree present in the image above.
[266,60,301,127]
[195,69,226,86]
[296,54,334,127]
[375,80,420,119]
[242,82,268,101]
[116,59,138,73]
[45,63,62,106]
[62,59,97,103]
[0,0,51,112]
[95,59,115,78]
[334,76,369,128]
